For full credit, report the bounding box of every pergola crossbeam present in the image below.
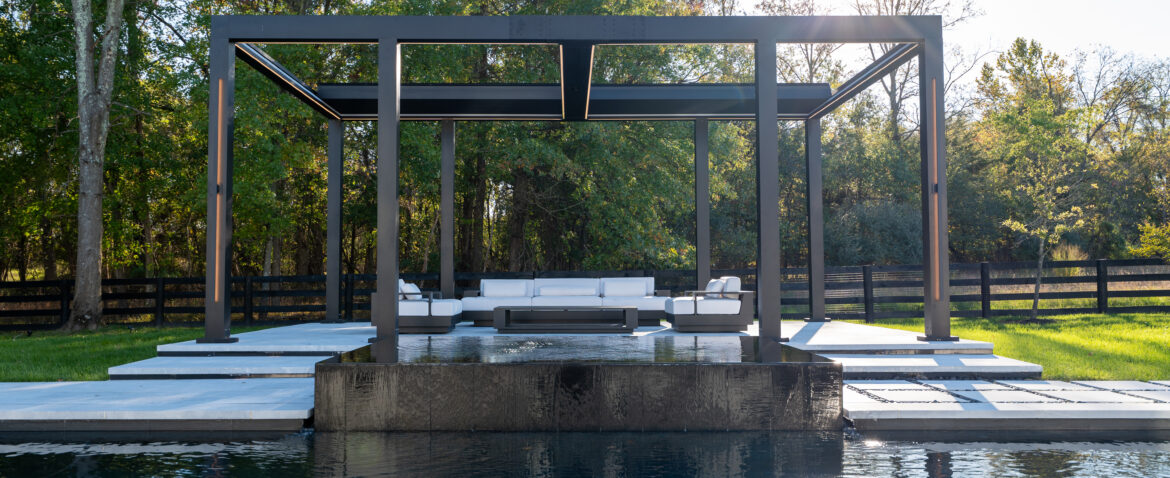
[235,43,342,120]
[808,42,919,119]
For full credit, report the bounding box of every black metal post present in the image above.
[244,275,254,326]
[695,118,711,290]
[372,38,401,362]
[917,18,955,341]
[325,118,344,323]
[155,277,165,327]
[200,34,237,343]
[59,279,70,327]
[980,262,991,319]
[755,38,784,342]
[805,118,826,321]
[862,266,874,323]
[440,120,456,299]
[1096,259,1108,313]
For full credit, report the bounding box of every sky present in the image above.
[738,0,1170,60]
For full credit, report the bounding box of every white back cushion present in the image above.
[481,279,531,297]
[401,282,423,300]
[601,278,651,297]
[533,278,599,296]
[720,276,741,293]
[705,278,725,293]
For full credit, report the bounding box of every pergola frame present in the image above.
[202,15,955,361]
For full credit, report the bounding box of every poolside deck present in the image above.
[2,320,1166,432]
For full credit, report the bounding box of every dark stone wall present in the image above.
[315,362,842,431]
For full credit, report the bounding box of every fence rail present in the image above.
[1,259,1167,330]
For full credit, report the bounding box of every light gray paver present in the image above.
[844,380,926,390]
[997,380,1096,391]
[0,379,313,421]
[867,390,972,403]
[1127,390,1170,403]
[1043,390,1157,403]
[919,380,1013,391]
[109,356,326,377]
[824,354,1041,375]
[1073,381,1170,391]
[950,390,1063,403]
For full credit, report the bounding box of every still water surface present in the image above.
[1,431,1168,477]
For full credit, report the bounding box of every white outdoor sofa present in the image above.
[460,277,668,327]
[664,276,754,332]
[370,279,462,334]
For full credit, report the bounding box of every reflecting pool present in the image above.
[1,431,1168,477]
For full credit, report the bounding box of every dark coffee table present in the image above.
[493,306,638,333]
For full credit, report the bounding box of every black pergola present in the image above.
[202,15,955,361]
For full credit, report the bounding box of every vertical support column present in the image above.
[325,119,344,323]
[372,38,401,362]
[918,22,956,341]
[694,118,711,290]
[440,120,456,299]
[755,38,784,342]
[805,119,826,322]
[200,34,237,343]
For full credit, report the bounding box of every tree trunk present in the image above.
[508,171,530,272]
[42,218,57,280]
[65,0,126,331]
[1031,236,1047,321]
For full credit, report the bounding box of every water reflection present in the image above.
[388,335,822,364]
[0,431,1168,477]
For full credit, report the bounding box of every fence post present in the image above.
[155,277,165,327]
[1096,259,1108,313]
[244,276,254,326]
[980,262,991,319]
[345,274,355,321]
[862,265,874,323]
[59,279,71,326]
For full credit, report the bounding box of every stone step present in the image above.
[783,320,995,355]
[844,379,1170,431]
[156,322,375,356]
[109,356,327,379]
[823,354,1043,379]
[0,379,313,431]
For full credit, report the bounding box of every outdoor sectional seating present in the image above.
[461,277,668,327]
[370,279,462,334]
[665,276,755,332]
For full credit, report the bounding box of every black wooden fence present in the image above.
[1,259,1167,330]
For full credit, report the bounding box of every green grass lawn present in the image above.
[0,325,270,382]
[855,313,1170,381]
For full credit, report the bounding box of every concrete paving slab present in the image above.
[842,388,883,404]
[1073,381,1170,391]
[843,380,925,390]
[0,379,313,421]
[919,380,1013,391]
[109,356,326,378]
[997,380,1096,391]
[1043,390,1157,403]
[867,390,972,403]
[1127,390,1170,403]
[950,390,1063,403]
[782,321,993,354]
[823,354,1042,378]
[1154,381,1170,388]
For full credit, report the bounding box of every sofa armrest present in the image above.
[463,290,480,298]
[654,289,671,298]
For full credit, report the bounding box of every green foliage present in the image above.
[1130,223,1170,260]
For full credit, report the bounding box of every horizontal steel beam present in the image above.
[808,42,919,119]
[235,43,341,120]
[316,83,831,121]
[213,15,938,44]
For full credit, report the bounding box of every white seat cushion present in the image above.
[665,297,741,315]
[530,296,603,307]
[600,278,653,297]
[533,278,599,296]
[481,279,532,297]
[697,298,741,314]
[398,300,429,316]
[602,296,667,311]
[427,299,462,316]
[460,296,533,311]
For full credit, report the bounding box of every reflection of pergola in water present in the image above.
[201,15,955,361]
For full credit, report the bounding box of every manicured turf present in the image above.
[0,325,270,382]
[858,313,1170,381]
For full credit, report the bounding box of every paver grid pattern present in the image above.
[845,380,1170,405]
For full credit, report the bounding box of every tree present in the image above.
[64,0,127,330]
[980,39,1092,320]
[1131,223,1170,260]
